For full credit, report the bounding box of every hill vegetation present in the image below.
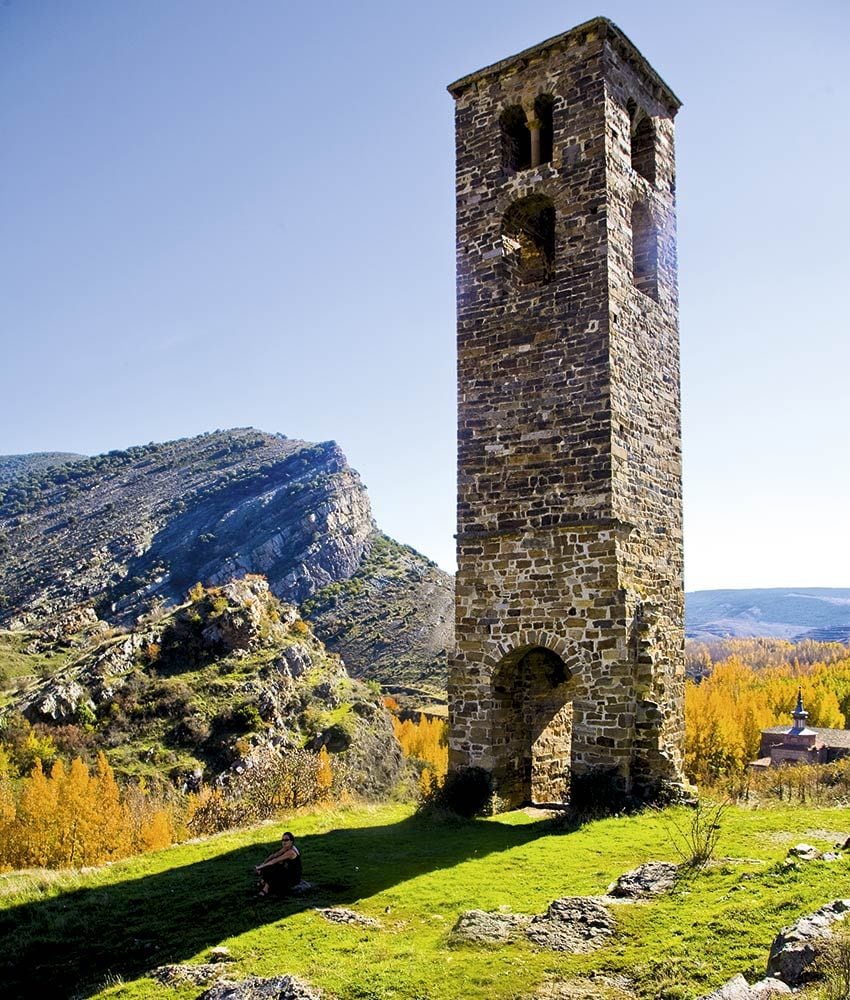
[0,429,453,696]
[0,577,403,802]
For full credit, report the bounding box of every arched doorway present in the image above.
[491,646,574,806]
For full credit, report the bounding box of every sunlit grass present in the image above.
[0,801,847,1000]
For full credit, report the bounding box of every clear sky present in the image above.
[2,1,848,591]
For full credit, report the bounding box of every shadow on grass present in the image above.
[0,811,564,999]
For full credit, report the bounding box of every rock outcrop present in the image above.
[7,577,404,795]
[451,897,615,953]
[197,976,321,1000]
[607,861,678,899]
[699,975,791,999]
[765,898,850,986]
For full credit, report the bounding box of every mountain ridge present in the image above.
[0,429,453,693]
[685,586,850,642]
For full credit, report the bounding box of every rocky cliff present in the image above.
[0,429,452,694]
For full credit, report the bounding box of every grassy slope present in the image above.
[1,803,848,1000]
[0,631,71,707]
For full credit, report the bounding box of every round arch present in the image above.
[489,643,576,806]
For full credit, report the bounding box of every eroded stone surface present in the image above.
[526,897,616,953]
[749,980,792,998]
[608,861,678,898]
[197,975,320,1000]
[766,898,850,986]
[450,909,532,945]
[698,975,791,1000]
[150,963,228,987]
[316,907,382,929]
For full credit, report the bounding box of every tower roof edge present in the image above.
[446,16,681,112]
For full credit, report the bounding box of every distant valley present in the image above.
[685,587,850,643]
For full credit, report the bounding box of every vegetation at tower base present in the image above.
[0,428,452,695]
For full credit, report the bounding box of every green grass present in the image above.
[0,801,847,1000]
[0,630,71,704]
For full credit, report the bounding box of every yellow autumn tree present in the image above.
[316,745,333,797]
[393,713,448,787]
[684,649,850,785]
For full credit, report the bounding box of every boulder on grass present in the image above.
[450,909,531,945]
[526,897,615,953]
[699,975,791,1000]
[607,862,678,899]
[197,975,321,1000]
[766,898,850,986]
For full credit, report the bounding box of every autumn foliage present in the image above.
[391,711,448,795]
[684,639,850,785]
[0,752,175,870]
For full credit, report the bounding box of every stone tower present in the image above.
[447,17,686,806]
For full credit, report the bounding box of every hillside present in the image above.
[686,588,850,642]
[0,429,453,693]
[0,452,86,485]
[0,577,403,794]
[303,532,452,697]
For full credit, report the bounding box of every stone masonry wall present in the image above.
[448,18,686,805]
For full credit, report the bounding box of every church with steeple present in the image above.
[750,690,850,769]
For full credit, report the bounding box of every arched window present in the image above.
[626,100,656,184]
[500,105,531,172]
[533,94,554,166]
[631,202,658,300]
[502,195,555,286]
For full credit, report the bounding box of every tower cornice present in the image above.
[447,17,681,114]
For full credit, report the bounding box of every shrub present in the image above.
[418,766,493,819]
[186,747,336,835]
[663,798,727,870]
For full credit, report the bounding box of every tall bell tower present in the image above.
[448,18,686,805]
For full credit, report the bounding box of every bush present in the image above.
[663,798,727,869]
[569,766,631,814]
[418,766,493,819]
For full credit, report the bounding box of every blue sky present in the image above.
[2,1,848,590]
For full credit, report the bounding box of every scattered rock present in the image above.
[607,861,678,898]
[749,980,792,997]
[197,975,321,1000]
[209,947,232,963]
[766,898,850,986]
[699,975,791,1000]
[820,852,843,862]
[149,963,227,987]
[316,907,382,929]
[526,897,616,953]
[450,909,532,945]
[788,844,819,861]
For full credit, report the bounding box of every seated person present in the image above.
[255,831,302,896]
